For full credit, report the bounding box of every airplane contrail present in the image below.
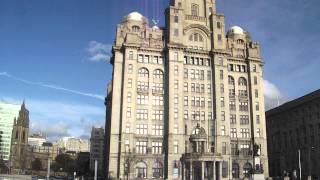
[0,72,105,100]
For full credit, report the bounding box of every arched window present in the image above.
[237,39,244,44]
[228,76,235,85]
[232,163,240,178]
[153,69,164,79]
[252,64,257,72]
[138,68,149,78]
[152,161,163,178]
[243,162,252,177]
[136,162,147,178]
[191,4,199,16]
[189,33,204,42]
[238,77,247,86]
[132,26,140,32]
[15,130,19,139]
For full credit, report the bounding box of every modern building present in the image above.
[266,89,320,179]
[105,0,269,179]
[54,137,89,153]
[0,101,21,161]
[90,127,105,176]
[28,133,46,147]
[10,101,30,174]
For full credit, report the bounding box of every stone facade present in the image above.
[10,102,29,174]
[90,127,105,176]
[105,0,268,179]
[266,89,320,179]
[54,137,89,153]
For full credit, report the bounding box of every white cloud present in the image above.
[0,72,105,100]
[263,79,287,110]
[3,97,105,142]
[86,41,112,62]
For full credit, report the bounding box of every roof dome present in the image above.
[127,11,144,21]
[152,25,159,29]
[228,26,244,35]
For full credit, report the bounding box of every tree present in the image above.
[31,158,42,171]
[51,154,76,175]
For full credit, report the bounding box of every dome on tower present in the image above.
[127,11,144,21]
[228,26,245,35]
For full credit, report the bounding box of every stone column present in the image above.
[219,161,223,180]
[190,161,193,180]
[202,161,205,180]
[213,161,216,180]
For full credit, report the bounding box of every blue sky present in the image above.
[1,0,319,141]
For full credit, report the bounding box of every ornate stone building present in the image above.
[10,101,29,174]
[105,0,268,179]
[266,89,320,179]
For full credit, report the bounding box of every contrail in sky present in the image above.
[0,72,105,100]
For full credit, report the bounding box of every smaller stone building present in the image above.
[89,127,104,176]
[266,89,320,179]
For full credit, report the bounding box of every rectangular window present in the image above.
[207,70,212,80]
[184,82,188,92]
[240,115,249,125]
[200,70,204,80]
[191,83,195,92]
[152,110,164,121]
[256,115,260,124]
[201,111,205,121]
[217,22,221,29]
[208,98,212,108]
[174,94,179,104]
[208,112,213,121]
[229,101,236,111]
[230,114,236,124]
[152,125,163,136]
[256,102,260,111]
[254,76,258,85]
[152,142,162,154]
[136,124,148,135]
[136,141,147,154]
[200,84,205,93]
[129,51,134,59]
[126,107,131,118]
[136,109,148,120]
[173,141,179,154]
[184,110,188,120]
[221,126,226,136]
[174,109,178,119]
[220,83,224,93]
[128,64,133,73]
[231,128,237,138]
[174,124,178,134]
[184,68,188,79]
[221,97,225,107]
[174,65,179,75]
[174,28,179,36]
[239,101,248,111]
[221,111,225,121]
[125,123,130,133]
[219,70,223,80]
[255,89,259,98]
[218,34,222,41]
[184,96,188,106]
[153,56,159,64]
[143,55,149,63]
[256,128,261,137]
[174,16,179,23]
[138,55,143,62]
[222,142,227,155]
[137,95,149,105]
[200,97,205,107]
[174,80,179,89]
[152,95,164,106]
[128,79,132,88]
[208,84,212,94]
[127,92,132,103]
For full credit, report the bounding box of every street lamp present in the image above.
[298,146,315,180]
